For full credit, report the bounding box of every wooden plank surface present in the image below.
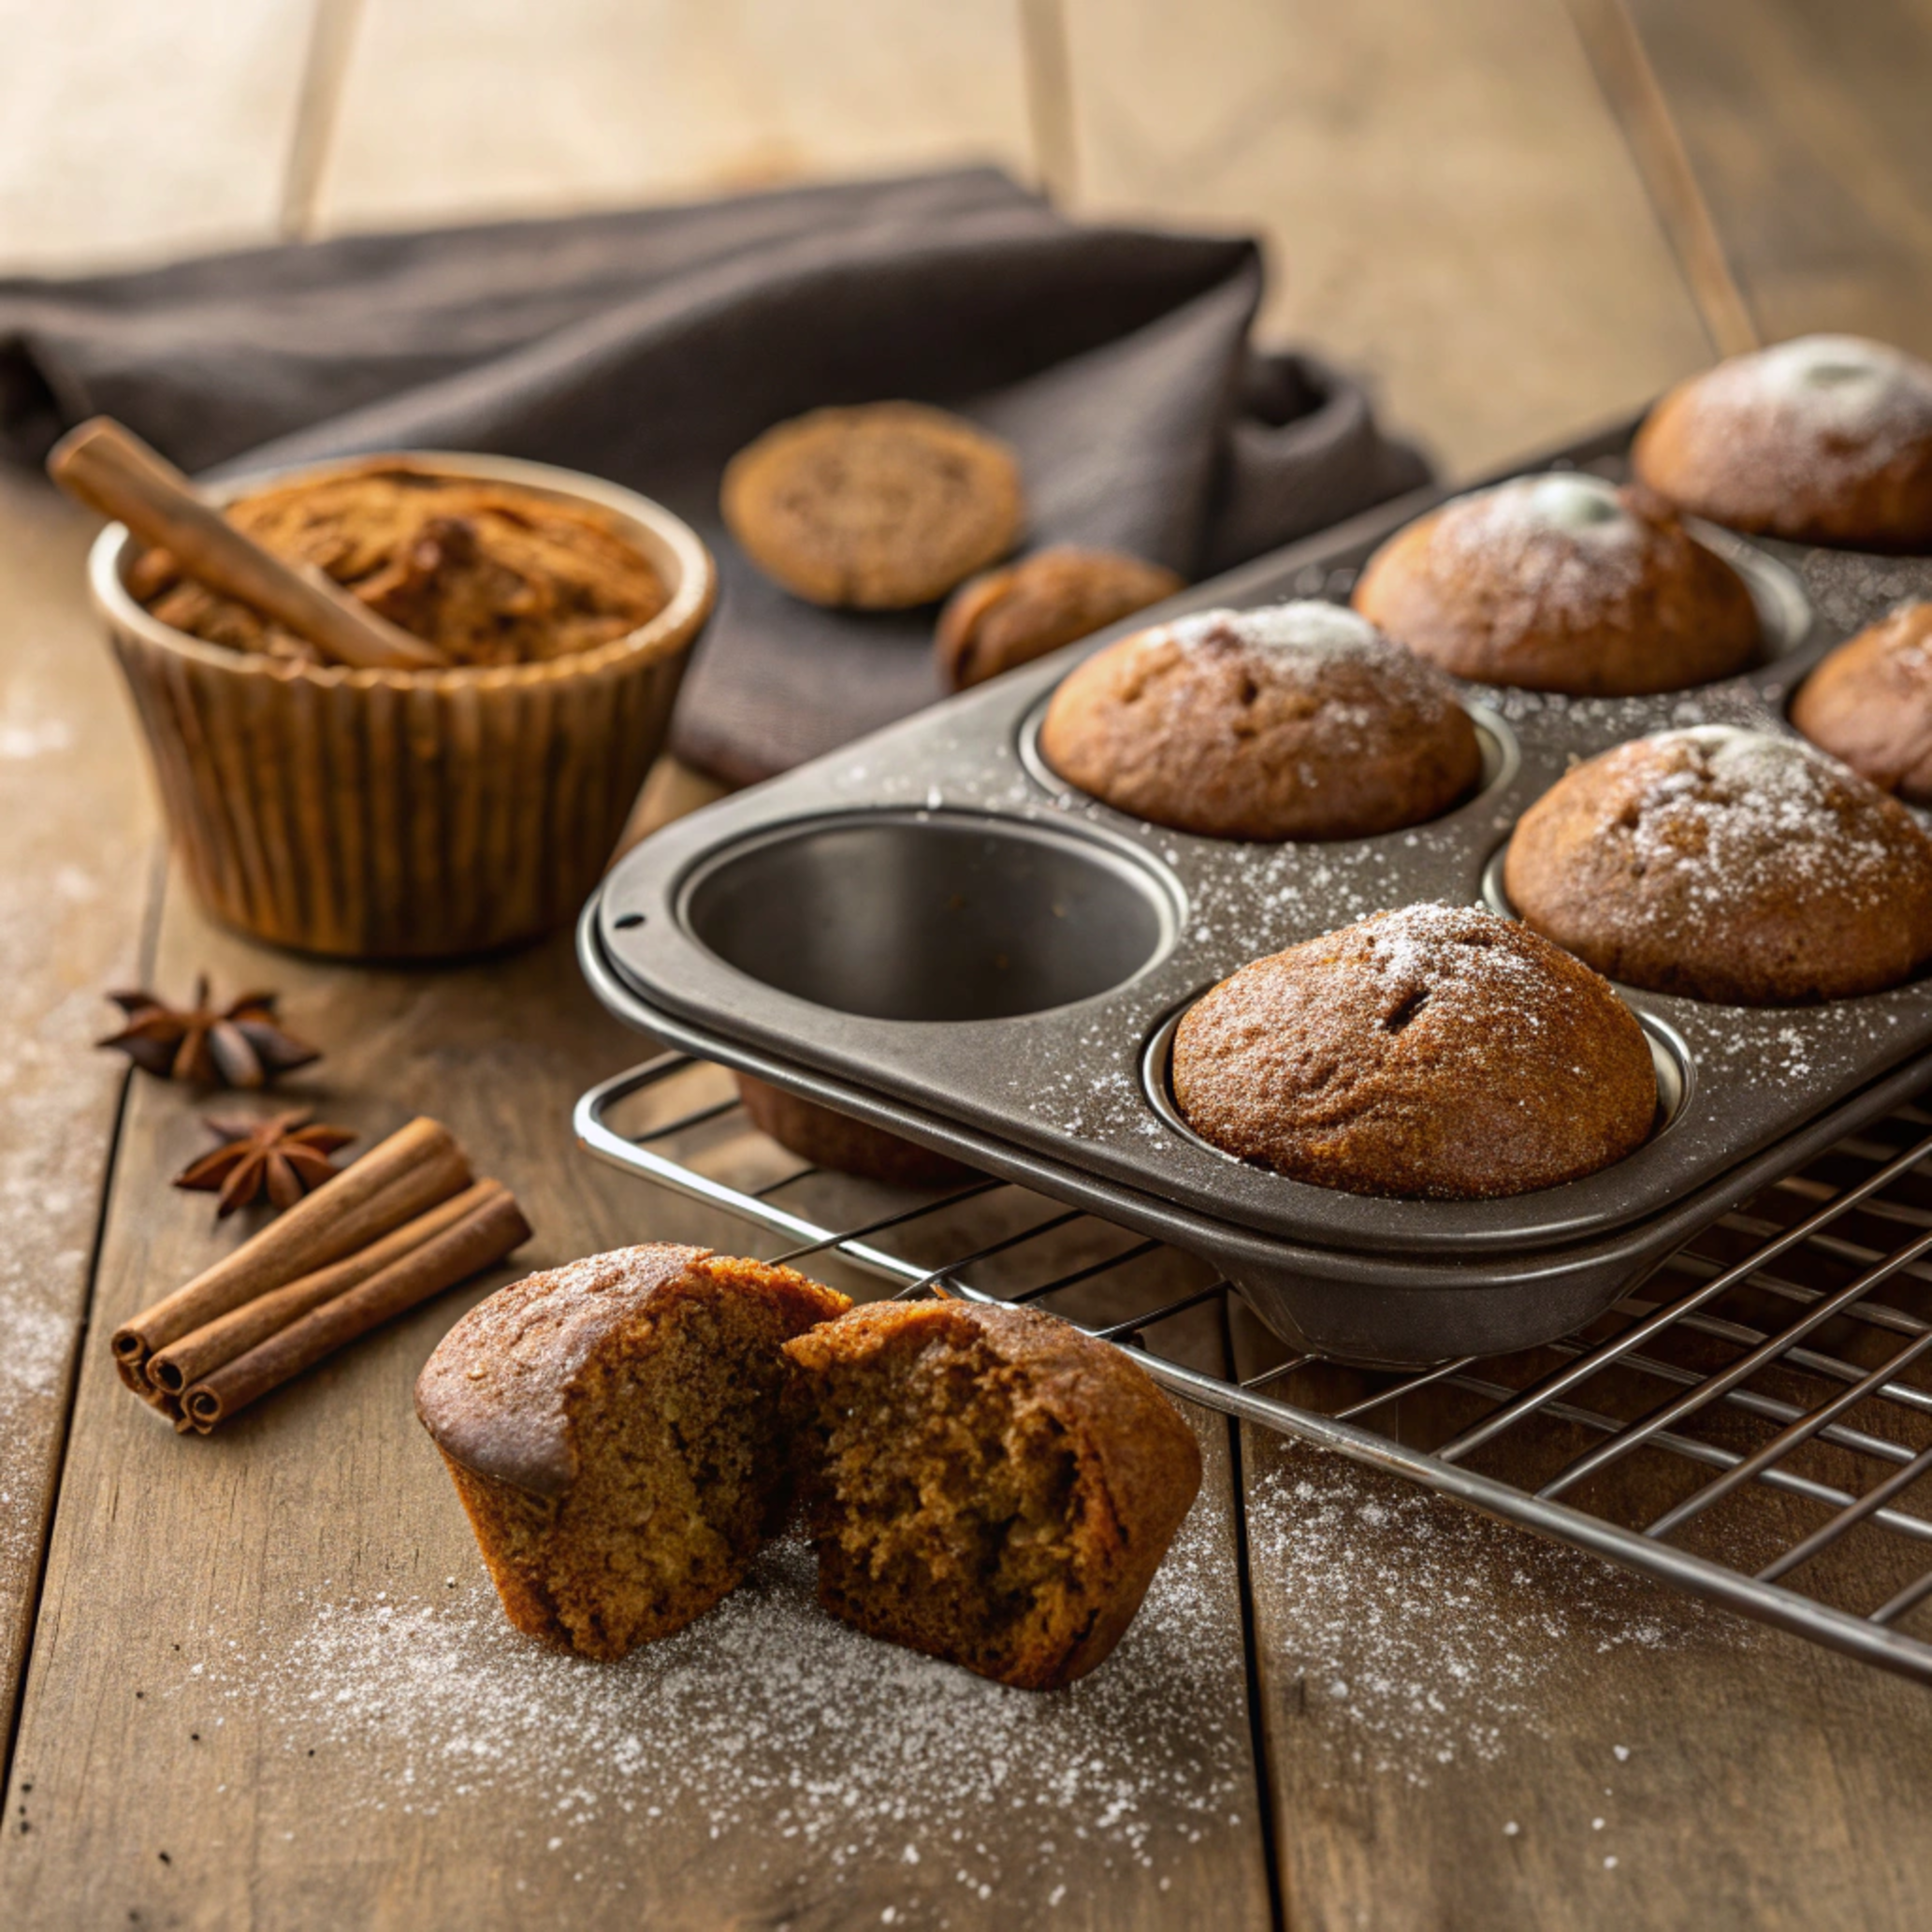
[1621,0,1932,357]
[0,0,315,270]
[0,882,1272,1930]
[315,0,1039,231]
[1054,0,1717,475]
[1232,1309,1932,1932]
[0,479,155,1750]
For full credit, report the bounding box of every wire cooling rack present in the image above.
[576,1053,1932,1687]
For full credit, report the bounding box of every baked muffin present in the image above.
[783,1298,1201,1691]
[721,401,1024,608]
[1633,336,1932,551]
[734,1073,981,1188]
[1038,602,1482,840]
[416,1243,850,1660]
[1504,727,1932,1005]
[1791,601,1932,804]
[935,545,1184,690]
[1171,903,1657,1199]
[1349,472,1762,694]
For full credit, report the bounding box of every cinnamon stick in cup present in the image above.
[113,1116,469,1392]
[180,1180,532,1431]
[146,1180,505,1395]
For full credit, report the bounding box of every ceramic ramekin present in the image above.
[90,450,715,959]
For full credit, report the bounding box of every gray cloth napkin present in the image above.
[0,167,1429,781]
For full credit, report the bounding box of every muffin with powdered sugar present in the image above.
[1039,601,1481,840]
[1504,726,1932,1005]
[1351,472,1761,695]
[1634,335,1932,551]
[1171,903,1658,1200]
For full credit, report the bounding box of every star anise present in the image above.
[174,1111,356,1218]
[100,977,319,1088]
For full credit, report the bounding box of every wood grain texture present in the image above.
[316,0,1038,231]
[1623,0,1932,356]
[0,0,314,270]
[0,882,1271,1929]
[1231,1313,1932,1932]
[1056,0,1713,475]
[1566,0,1759,356]
[0,478,155,1751]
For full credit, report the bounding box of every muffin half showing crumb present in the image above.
[1171,903,1658,1199]
[784,1299,1202,1691]
[416,1243,850,1660]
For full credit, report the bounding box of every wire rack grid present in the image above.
[576,1053,1932,1688]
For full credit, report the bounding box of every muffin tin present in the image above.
[581,421,1932,1364]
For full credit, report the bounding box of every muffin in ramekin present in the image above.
[90,451,715,959]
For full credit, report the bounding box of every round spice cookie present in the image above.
[1170,903,1657,1200]
[1790,600,1932,805]
[1350,472,1762,695]
[1632,336,1932,551]
[1038,602,1482,841]
[934,545,1184,690]
[1504,726,1932,1005]
[720,401,1024,608]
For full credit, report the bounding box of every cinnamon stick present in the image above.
[48,418,447,673]
[147,1180,504,1394]
[113,1116,468,1390]
[181,1181,532,1431]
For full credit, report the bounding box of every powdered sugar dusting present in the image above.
[1424,473,1657,624]
[1736,335,1932,443]
[1247,1458,1746,1783]
[1173,601,1386,656]
[1675,335,1932,501]
[1622,726,1916,906]
[175,1502,1253,1910]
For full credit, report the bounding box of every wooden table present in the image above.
[4,4,1932,1925]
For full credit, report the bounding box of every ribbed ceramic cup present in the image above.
[91,451,715,960]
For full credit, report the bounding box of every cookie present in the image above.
[721,401,1024,608]
[934,545,1184,690]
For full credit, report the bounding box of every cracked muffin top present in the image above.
[1170,902,1657,1199]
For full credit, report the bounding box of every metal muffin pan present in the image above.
[583,421,1932,1361]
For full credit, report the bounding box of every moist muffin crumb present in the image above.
[1039,601,1482,840]
[1504,726,1932,1005]
[783,1298,1201,1691]
[415,1243,849,1661]
[1351,472,1761,694]
[1170,903,1657,1200]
